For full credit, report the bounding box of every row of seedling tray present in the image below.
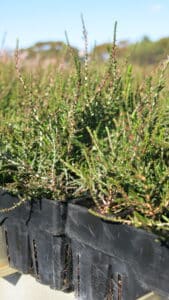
[0,190,169,300]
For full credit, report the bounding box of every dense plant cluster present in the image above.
[0,27,169,236]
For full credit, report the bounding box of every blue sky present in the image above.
[0,0,169,50]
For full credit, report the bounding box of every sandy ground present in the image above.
[0,274,75,300]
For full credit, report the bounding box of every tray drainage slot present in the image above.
[32,240,39,278]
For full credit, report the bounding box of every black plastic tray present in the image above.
[0,193,73,291]
[29,229,72,290]
[65,203,169,300]
[2,220,32,274]
[0,191,32,274]
[27,198,67,235]
[0,190,31,224]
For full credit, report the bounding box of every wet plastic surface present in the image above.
[0,191,31,274]
[27,198,67,235]
[29,229,72,290]
[70,240,150,300]
[2,221,31,274]
[0,193,73,291]
[1,192,169,299]
[0,190,31,224]
[65,204,169,299]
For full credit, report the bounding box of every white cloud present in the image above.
[150,3,163,13]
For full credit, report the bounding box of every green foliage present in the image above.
[0,28,169,237]
[63,58,169,235]
[128,37,169,65]
[92,37,169,66]
[23,41,78,62]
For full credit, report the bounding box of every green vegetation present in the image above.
[92,36,169,66]
[18,35,169,68]
[0,25,169,237]
[23,40,78,63]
